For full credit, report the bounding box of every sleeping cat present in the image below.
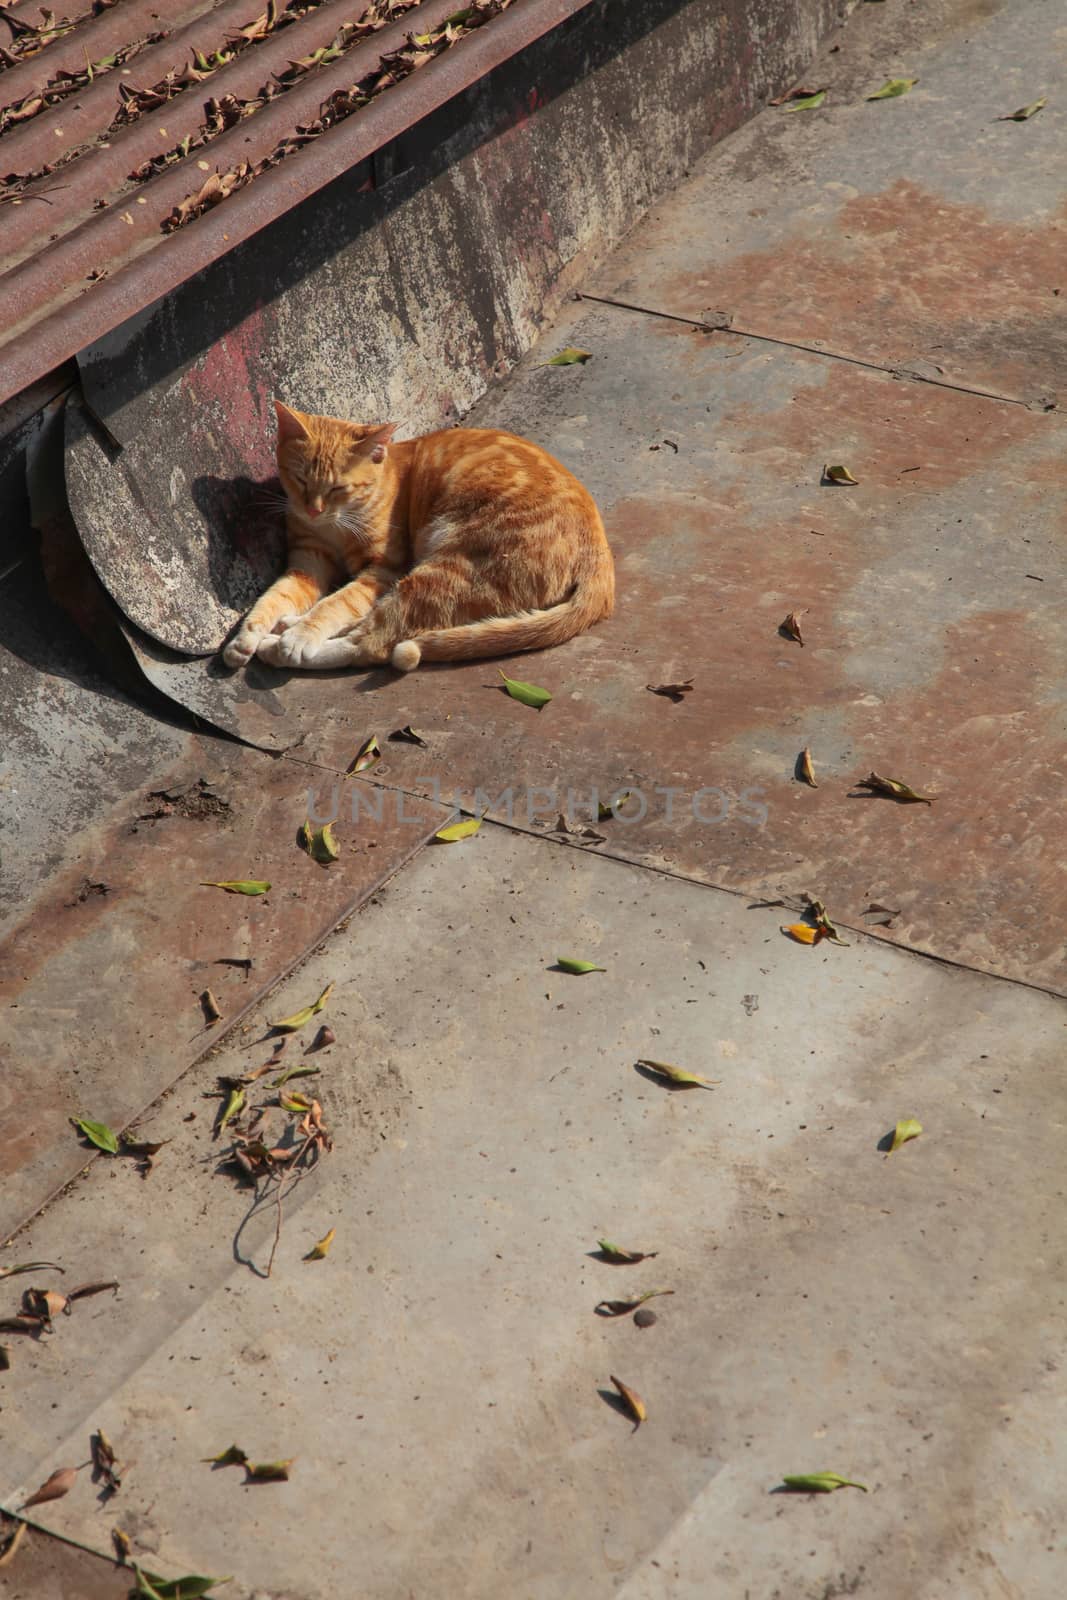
[222,401,614,672]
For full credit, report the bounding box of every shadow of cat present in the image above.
[191,471,288,622]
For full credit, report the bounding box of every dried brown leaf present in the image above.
[609,1374,646,1428]
[855,770,934,804]
[67,1280,120,1304]
[770,83,827,105]
[645,679,694,702]
[22,1288,68,1321]
[22,1465,77,1509]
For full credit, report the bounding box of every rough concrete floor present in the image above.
[4,1,1067,1597]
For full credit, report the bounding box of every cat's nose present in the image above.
[306,505,323,518]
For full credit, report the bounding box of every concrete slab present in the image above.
[3,826,1065,1599]
[1,736,444,1240]
[594,0,1067,401]
[263,299,1067,994]
[0,1521,130,1600]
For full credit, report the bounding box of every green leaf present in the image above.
[542,347,591,366]
[781,1472,868,1493]
[888,1117,922,1154]
[270,983,334,1033]
[346,733,380,775]
[596,1240,658,1263]
[804,897,850,947]
[304,1226,335,1260]
[636,1059,719,1089]
[498,670,551,709]
[867,78,918,100]
[271,1064,321,1089]
[218,1086,245,1134]
[998,97,1046,121]
[134,1571,231,1599]
[556,958,606,974]
[310,822,339,863]
[297,819,312,853]
[823,462,858,484]
[200,879,270,895]
[245,1458,294,1481]
[434,817,482,843]
[783,90,827,112]
[72,1117,119,1154]
[201,1445,247,1467]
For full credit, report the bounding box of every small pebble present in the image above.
[633,1308,657,1329]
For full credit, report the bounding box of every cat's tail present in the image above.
[391,539,615,673]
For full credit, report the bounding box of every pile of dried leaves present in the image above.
[112,0,337,136]
[207,992,337,1276]
[162,0,517,231]
[0,1,116,66]
[0,27,159,137]
[0,2,331,200]
[0,1263,118,1370]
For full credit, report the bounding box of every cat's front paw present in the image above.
[256,625,324,668]
[222,626,264,668]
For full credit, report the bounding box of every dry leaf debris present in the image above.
[160,2,520,232]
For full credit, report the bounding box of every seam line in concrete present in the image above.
[576,290,1060,415]
[276,755,1067,1005]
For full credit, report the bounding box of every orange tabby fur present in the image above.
[222,401,614,673]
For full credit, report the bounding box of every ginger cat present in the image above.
[223,401,614,673]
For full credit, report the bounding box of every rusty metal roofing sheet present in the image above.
[0,0,597,406]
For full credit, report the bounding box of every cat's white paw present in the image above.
[256,626,323,668]
[222,627,263,668]
[272,614,300,635]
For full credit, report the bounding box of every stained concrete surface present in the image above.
[3,828,1065,1600]
[299,305,1067,991]
[0,736,445,1242]
[111,0,1067,993]
[4,0,1067,1595]
[595,0,1067,399]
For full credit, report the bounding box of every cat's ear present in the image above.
[274,400,310,445]
[361,422,398,464]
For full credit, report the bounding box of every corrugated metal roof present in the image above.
[0,0,592,405]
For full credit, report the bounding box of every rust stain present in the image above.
[665,180,1067,394]
[190,305,275,476]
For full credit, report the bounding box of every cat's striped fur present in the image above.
[222,401,614,673]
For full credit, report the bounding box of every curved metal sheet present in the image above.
[64,390,285,655]
[118,612,304,753]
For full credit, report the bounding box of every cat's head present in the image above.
[274,400,397,523]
